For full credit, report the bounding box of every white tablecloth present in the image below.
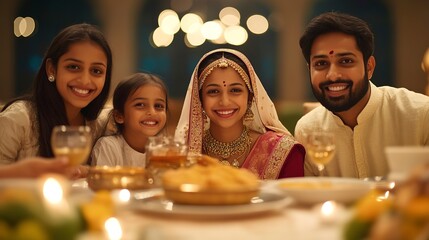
[75,180,352,240]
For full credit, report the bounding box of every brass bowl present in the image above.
[163,184,260,205]
[87,166,150,191]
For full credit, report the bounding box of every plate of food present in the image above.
[128,188,291,218]
[128,155,292,218]
[275,177,375,205]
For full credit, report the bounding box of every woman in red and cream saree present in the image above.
[175,49,304,179]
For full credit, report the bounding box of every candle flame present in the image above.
[118,189,131,202]
[105,217,123,240]
[321,201,335,216]
[43,177,64,204]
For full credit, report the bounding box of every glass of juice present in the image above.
[146,136,188,186]
[305,131,336,173]
[51,125,92,166]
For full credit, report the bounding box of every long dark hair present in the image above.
[2,23,112,157]
[113,72,169,134]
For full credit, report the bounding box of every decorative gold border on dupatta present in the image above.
[263,134,296,179]
[187,73,204,153]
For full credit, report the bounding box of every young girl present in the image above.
[91,73,168,167]
[0,23,112,177]
[176,48,305,179]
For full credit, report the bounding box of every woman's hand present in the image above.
[66,164,90,180]
[0,157,70,178]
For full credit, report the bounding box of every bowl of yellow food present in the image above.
[276,177,374,204]
[162,156,260,205]
[87,166,150,191]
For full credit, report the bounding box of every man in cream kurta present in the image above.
[296,83,429,178]
[296,12,429,178]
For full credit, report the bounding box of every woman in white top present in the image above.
[91,73,168,167]
[0,23,113,178]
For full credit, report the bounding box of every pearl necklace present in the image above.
[203,126,251,167]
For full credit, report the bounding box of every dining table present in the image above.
[74,178,357,240]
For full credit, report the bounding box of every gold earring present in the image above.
[244,108,254,122]
[48,75,55,82]
[202,110,208,124]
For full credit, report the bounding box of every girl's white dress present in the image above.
[91,134,146,167]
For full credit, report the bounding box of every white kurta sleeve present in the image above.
[0,102,34,164]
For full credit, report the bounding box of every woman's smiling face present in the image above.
[201,66,249,130]
[47,40,107,114]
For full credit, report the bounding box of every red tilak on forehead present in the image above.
[329,50,334,55]
[223,80,226,87]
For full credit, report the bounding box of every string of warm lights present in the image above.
[13,6,269,48]
[152,6,269,48]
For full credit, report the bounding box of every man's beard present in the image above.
[311,74,370,113]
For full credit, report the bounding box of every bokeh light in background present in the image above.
[219,7,240,26]
[151,6,269,48]
[151,27,174,47]
[158,9,181,35]
[247,15,269,34]
[180,13,203,33]
[185,29,205,47]
[14,16,36,37]
[224,25,248,46]
[201,20,223,40]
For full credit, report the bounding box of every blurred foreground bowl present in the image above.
[87,166,150,191]
[385,146,429,181]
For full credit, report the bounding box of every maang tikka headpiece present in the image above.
[198,53,252,92]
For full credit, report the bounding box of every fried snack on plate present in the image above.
[344,164,429,240]
[162,155,259,205]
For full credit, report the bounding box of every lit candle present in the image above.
[38,174,82,240]
[110,189,131,209]
[104,217,123,240]
[40,174,74,219]
[315,201,343,224]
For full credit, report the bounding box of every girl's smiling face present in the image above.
[46,40,107,115]
[116,84,167,140]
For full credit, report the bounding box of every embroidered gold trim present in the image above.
[263,134,295,179]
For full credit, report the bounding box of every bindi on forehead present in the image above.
[329,50,334,55]
[223,80,226,87]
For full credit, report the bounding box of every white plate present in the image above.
[275,177,374,205]
[128,188,291,218]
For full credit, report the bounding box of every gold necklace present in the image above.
[203,126,251,167]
